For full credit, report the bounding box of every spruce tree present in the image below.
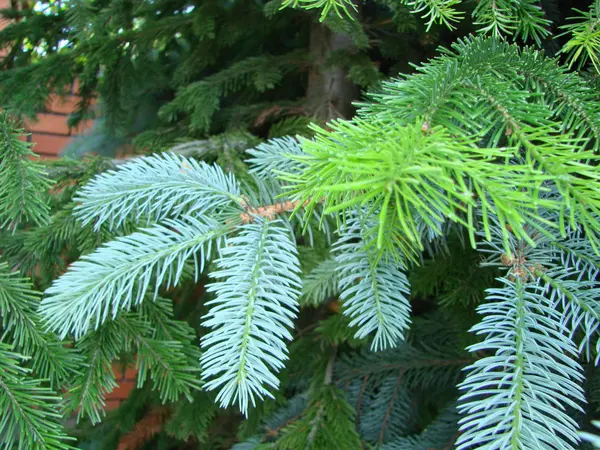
[3,1,600,449]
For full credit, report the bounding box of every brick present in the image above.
[112,363,139,381]
[28,133,73,157]
[25,113,93,136]
[109,380,138,400]
[104,399,122,411]
[125,366,139,381]
[45,94,83,114]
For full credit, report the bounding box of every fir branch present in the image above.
[280,0,357,21]
[73,153,242,231]
[138,297,201,361]
[274,380,361,449]
[40,216,226,339]
[0,114,51,231]
[472,0,550,43]
[402,0,464,31]
[287,118,549,257]
[65,321,123,424]
[382,405,459,450]
[300,257,339,307]
[362,36,600,151]
[0,343,74,450]
[560,2,600,73]
[457,277,586,449]
[377,374,406,445]
[160,51,309,134]
[337,341,472,389]
[119,313,202,403]
[246,136,308,179]
[335,213,412,351]
[201,219,302,415]
[0,262,76,386]
[164,391,217,443]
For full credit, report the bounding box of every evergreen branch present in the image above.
[274,384,361,449]
[467,78,600,251]
[472,0,550,43]
[556,227,600,278]
[382,405,459,450]
[304,350,337,449]
[45,137,247,180]
[246,136,308,179]
[377,374,404,445]
[160,51,309,134]
[402,0,464,31]
[164,391,217,443]
[513,53,600,149]
[139,297,202,360]
[457,277,586,449]
[41,216,226,339]
[335,213,411,351]
[581,421,600,448]
[560,2,600,73]
[0,262,76,386]
[287,119,552,255]
[361,36,600,151]
[74,153,242,231]
[279,0,357,21]
[541,266,600,360]
[0,344,74,450]
[240,199,311,224]
[300,257,339,306]
[337,341,471,389]
[346,372,414,444]
[201,219,302,415]
[118,313,202,403]
[0,114,51,231]
[65,321,123,424]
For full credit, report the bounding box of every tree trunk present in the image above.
[306,21,360,122]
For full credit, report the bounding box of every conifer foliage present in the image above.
[3,1,600,449]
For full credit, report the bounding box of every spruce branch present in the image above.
[246,136,308,179]
[240,199,311,224]
[201,219,302,415]
[65,321,123,424]
[0,114,51,231]
[0,262,76,386]
[300,257,339,306]
[73,153,242,231]
[335,213,412,351]
[0,344,74,450]
[560,2,600,73]
[119,313,202,403]
[274,351,362,449]
[457,277,586,449]
[402,0,464,31]
[40,216,226,339]
[279,0,357,22]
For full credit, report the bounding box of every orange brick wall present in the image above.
[21,89,95,159]
[109,364,139,411]
[0,0,137,407]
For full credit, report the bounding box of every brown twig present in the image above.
[240,198,313,223]
[117,407,171,450]
[378,372,404,446]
